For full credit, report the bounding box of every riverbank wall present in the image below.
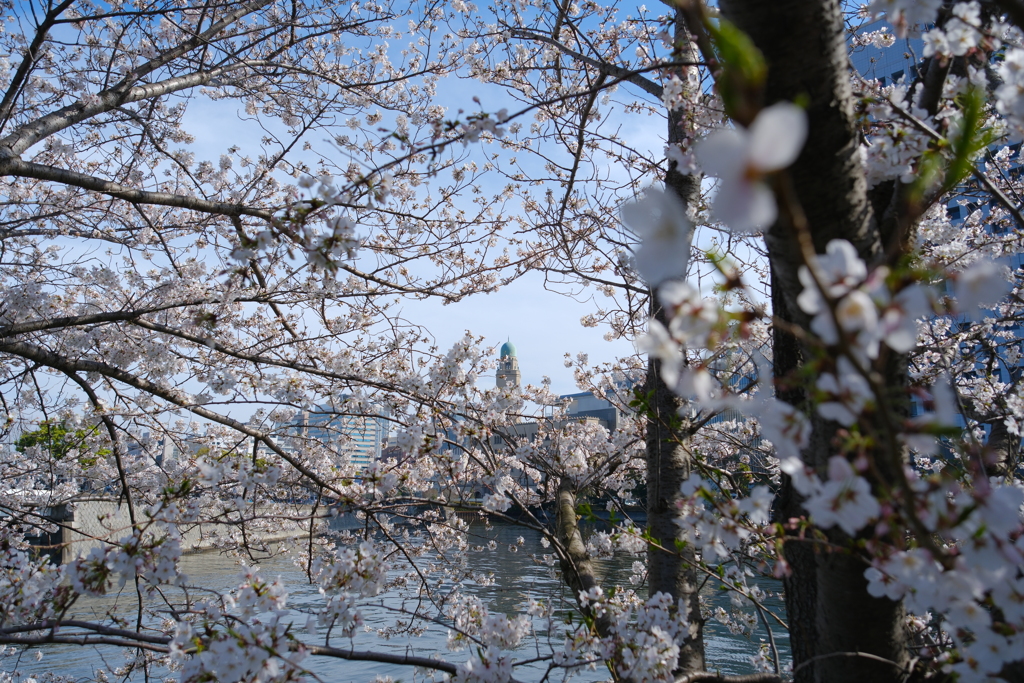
[30,499,318,564]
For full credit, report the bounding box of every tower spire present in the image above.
[496,339,521,388]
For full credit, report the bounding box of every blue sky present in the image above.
[174,44,667,397]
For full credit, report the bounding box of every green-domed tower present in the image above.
[496,339,521,388]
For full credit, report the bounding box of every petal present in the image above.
[810,310,839,345]
[895,284,932,318]
[816,373,839,394]
[748,102,808,172]
[883,320,917,353]
[694,128,748,178]
[634,225,691,285]
[818,402,856,426]
[658,280,699,307]
[713,180,777,232]
[827,454,855,482]
[620,187,689,239]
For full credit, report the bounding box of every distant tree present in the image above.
[15,420,103,466]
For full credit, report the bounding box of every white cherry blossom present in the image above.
[695,102,808,232]
[953,259,1012,320]
[803,456,881,535]
[816,360,873,426]
[621,187,693,285]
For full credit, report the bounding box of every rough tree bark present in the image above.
[716,2,911,682]
[767,262,818,683]
[555,478,615,637]
[646,8,706,677]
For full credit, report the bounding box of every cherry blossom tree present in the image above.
[0,1,569,680]
[631,1,1024,683]
[4,1,1024,683]
[443,1,1024,682]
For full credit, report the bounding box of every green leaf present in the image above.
[706,18,767,121]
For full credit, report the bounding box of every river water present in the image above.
[6,521,789,682]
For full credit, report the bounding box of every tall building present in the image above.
[496,340,521,388]
[278,404,387,472]
[848,15,1024,438]
[561,371,638,432]
[848,18,921,86]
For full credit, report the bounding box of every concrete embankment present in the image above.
[30,499,320,564]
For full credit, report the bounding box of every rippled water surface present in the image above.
[8,521,789,682]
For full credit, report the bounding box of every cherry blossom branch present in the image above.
[304,645,457,674]
[3,60,272,157]
[0,624,461,674]
[674,673,781,683]
[0,304,224,337]
[126,319,414,398]
[0,0,77,132]
[0,634,169,652]
[883,96,1024,229]
[0,339,346,497]
[502,26,665,97]
[0,156,275,220]
[106,0,273,91]
[0,620,170,645]
[790,650,913,678]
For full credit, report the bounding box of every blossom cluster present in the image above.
[66,527,183,596]
[447,594,531,683]
[629,68,1024,674]
[561,589,694,683]
[169,572,306,683]
[311,541,389,637]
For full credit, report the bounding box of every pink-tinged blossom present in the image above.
[866,548,945,608]
[803,456,880,535]
[659,281,720,348]
[661,74,688,111]
[817,288,880,357]
[958,630,1019,680]
[636,319,682,386]
[921,2,983,57]
[797,239,925,359]
[695,102,808,232]
[973,484,1024,538]
[453,645,513,683]
[796,239,868,315]
[879,284,931,352]
[739,485,774,525]
[816,360,873,426]
[865,566,905,601]
[674,366,721,405]
[621,188,692,285]
[946,598,993,633]
[866,0,942,36]
[953,259,1011,320]
[757,398,811,461]
[922,28,950,57]
[778,454,822,497]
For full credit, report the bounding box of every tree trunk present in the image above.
[768,262,818,683]
[646,331,706,674]
[555,477,614,637]
[645,8,705,675]
[717,2,910,681]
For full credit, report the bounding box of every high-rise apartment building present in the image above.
[278,404,387,472]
